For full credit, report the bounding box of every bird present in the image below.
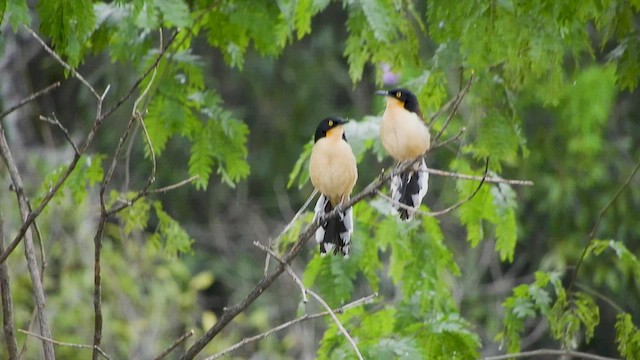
[376,88,430,220]
[308,116,358,256]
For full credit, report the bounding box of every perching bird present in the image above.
[376,88,430,220]
[309,117,358,256]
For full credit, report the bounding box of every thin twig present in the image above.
[205,294,377,360]
[483,348,619,360]
[148,176,200,194]
[254,242,308,303]
[264,189,318,276]
[153,330,195,360]
[0,216,19,359]
[567,157,640,293]
[432,71,474,144]
[422,168,533,186]
[575,283,626,314]
[0,82,61,120]
[429,127,466,151]
[307,289,364,360]
[18,329,111,360]
[24,26,100,99]
[0,121,55,359]
[39,114,79,155]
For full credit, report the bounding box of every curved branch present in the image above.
[483,348,619,360]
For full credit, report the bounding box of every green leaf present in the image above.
[5,0,30,30]
[359,0,396,42]
[150,201,194,255]
[37,0,96,67]
[615,313,640,359]
[154,0,192,28]
[188,121,215,190]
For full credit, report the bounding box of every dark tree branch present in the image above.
[204,294,377,360]
[483,348,620,360]
[0,216,19,359]
[153,330,194,360]
[0,82,60,120]
[0,122,54,358]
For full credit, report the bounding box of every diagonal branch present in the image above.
[205,294,376,360]
[153,330,194,360]
[431,71,474,143]
[0,82,60,120]
[24,26,100,99]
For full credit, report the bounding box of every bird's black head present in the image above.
[376,88,422,117]
[314,116,349,143]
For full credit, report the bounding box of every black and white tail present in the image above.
[313,195,353,257]
[390,159,429,221]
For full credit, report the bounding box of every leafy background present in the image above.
[0,0,639,359]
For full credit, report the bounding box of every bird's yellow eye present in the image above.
[396,92,401,98]
[328,120,334,127]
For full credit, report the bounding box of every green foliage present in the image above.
[454,160,518,262]
[615,313,640,360]
[149,201,194,255]
[4,0,29,30]
[498,271,600,353]
[37,0,96,67]
[497,271,561,351]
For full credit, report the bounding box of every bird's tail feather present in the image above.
[390,159,429,220]
[314,195,352,257]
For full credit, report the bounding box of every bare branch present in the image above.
[307,289,364,360]
[254,241,308,303]
[0,216,19,359]
[0,82,60,120]
[205,294,377,360]
[432,71,474,144]
[39,114,79,155]
[0,121,55,359]
[483,348,620,360]
[429,127,466,151]
[423,167,534,186]
[24,26,100,99]
[568,156,640,293]
[18,329,111,360]
[153,330,194,360]
[148,176,200,194]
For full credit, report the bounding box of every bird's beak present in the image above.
[375,90,389,97]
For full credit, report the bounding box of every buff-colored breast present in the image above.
[380,100,430,161]
[309,135,358,206]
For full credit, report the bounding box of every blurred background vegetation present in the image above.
[1,0,639,359]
